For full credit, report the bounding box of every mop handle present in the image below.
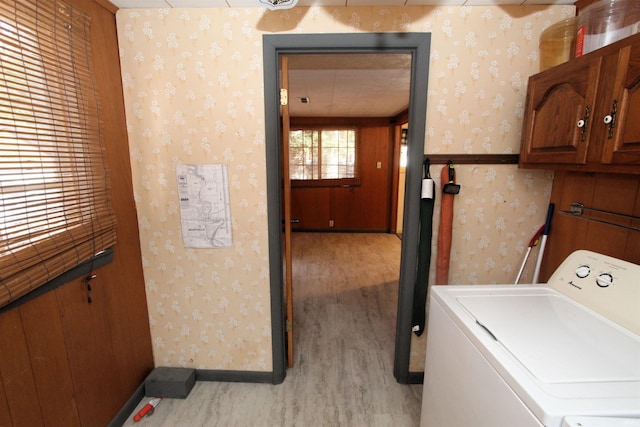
[515,224,544,284]
[532,203,555,284]
[515,247,531,285]
[528,224,545,248]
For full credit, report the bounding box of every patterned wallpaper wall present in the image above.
[116,4,572,372]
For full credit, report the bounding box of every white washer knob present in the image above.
[575,265,591,278]
[596,273,613,288]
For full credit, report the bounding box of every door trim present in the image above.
[262,32,431,384]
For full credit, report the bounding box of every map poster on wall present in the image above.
[176,164,233,248]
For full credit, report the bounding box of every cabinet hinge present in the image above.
[280,88,288,106]
[285,319,292,332]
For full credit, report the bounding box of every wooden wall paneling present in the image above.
[330,187,359,229]
[584,221,631,259]
[541,171,594,280]
[543,171,640,280]
[291,187,331,229]
[389,125,402,233]
[0,310,42,427]
[101,260,154,405]
[583,174,639,260]
[19,293,81,427]
[591,174,638,217]
[330,126,391,230]
[56,275,119,427]
[0,373,12,427]
[82,0,154,409]
[0,1,153,425]
[346,126,392,230]
[289,124,393,231]
[330,186,388,230]
[542,213,589,280]
[627,186,640,261]
[539,171,565,281]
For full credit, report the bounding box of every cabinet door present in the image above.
[601,41,640,165]
[520,57,602,165]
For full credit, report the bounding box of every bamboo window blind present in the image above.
[0,0,116,308]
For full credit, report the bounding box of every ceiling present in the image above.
[287,53,412,118]
[110,0,573,7]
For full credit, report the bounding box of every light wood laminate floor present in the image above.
[123,233,422,427]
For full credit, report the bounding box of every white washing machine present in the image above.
[562,417,640,427]
[420,250,640,427]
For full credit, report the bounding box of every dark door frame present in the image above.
[262,32,431,384]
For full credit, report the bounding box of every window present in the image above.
[0,0,116,309]
[289,128,358,185]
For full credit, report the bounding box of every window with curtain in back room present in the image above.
[289,128,359,186]
[0,0,117,309]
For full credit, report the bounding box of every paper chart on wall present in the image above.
[176,164,232,248]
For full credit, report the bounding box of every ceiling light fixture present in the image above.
[259,0,298,10]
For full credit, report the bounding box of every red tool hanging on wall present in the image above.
[436,161,460,285]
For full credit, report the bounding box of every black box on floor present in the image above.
[144,367,196,399]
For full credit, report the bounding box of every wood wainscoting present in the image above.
[289,117,395,232]
[0,1,154,426]
[539,171,640,281]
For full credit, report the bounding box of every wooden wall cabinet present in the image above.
[520,33,640,174]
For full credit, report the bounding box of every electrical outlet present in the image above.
[329,220,334,227]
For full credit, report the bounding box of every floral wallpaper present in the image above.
[116,4,573,372]
[408,164,554,370]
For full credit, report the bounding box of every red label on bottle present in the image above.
[575,25,585,57]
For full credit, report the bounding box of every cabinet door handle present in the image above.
[577,105,590,142]
[604,99,617,139]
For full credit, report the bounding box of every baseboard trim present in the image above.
[109,369,277,426]
[195,369,275,383]
[292,229,390,233]
[407,371,424,384]
[108,382,145,427]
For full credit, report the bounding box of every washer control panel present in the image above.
[575,264,591,279]
[548,250,640,335]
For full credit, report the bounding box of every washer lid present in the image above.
[458,293,640,383]
[562,417,640,427]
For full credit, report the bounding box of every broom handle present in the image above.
[532,203,554,284]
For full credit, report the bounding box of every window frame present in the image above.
[0,0,116,309]
[289,125,361,188]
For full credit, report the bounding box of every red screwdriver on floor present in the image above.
[133,397,162,422]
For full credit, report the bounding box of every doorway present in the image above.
[263,33,431,384]
[286,53,411,233]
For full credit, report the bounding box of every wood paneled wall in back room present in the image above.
[540,171,640,282]
[0,0,154,426]
[289,117,395,232]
